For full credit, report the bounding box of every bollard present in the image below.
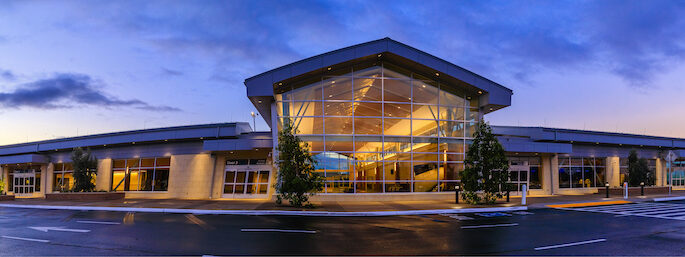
[624,182,628,199]
[640,182,645,196]
[522,184,527,205]
[455,185,460,204]
[605,182,610,198]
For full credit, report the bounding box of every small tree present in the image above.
[0,179,5,195]
[627,150,651,186]
[275,119,324,207]
[461,121,509,204]
[71,147,98,192]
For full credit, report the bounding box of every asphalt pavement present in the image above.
[2,201,685,255]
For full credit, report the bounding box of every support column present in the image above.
[541,154,553,195]
[656,158,664,186]
[96,159,113,191]
[606,156,621,187]
[1,166,6,194]
[551,154,559,195]
[46,163,54,194]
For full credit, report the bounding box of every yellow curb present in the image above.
[546,200,631,208]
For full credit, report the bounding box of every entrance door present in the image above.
[508,161,530,196]
[13,170,36,196]
[222,165,271,199]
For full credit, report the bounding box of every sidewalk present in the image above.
[2,191,685,215]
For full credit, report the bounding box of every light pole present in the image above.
[250,111,259,131]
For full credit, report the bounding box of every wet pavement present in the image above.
[2,201,685,255]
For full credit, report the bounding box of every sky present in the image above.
[1,0,685,144]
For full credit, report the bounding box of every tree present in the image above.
[275,119,324,207]
[0,178,5,195]
[461,121,509,204]
[71,147,98,192]
[627,150,651,186]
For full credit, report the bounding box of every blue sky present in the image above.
[1,0,685,144]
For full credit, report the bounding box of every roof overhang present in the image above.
[0,154,49,165]
[245,38,513,128]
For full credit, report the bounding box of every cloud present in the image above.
[0,69,14,80]
[161,67,183,76]
[0,73,180,111]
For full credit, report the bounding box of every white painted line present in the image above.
[29,226,90,233]
[1,235,50,243]
[534,239,606,251]
[0,203,526,217]
[654,196,685,202]
[241,228,317,234]
[461,223,519,229]
[76,220,121,225]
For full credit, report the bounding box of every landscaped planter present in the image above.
[597,186,669,196]
[45,192,125,201]
[0,195,15,201]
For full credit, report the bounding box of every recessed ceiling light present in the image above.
[478,91,482,94]
[377,54,382,57]
[435,72,439,76]
[327,67,332,70]
[328,95,333,98]
[278,82,282,86]
[258,100,262,103]
[422,85,426,88]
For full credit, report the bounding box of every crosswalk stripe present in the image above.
[558,203,685,221]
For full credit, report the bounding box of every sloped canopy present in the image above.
[245,37,513,128]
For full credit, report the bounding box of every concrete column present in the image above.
[210,155,226,199]
[46,163,54,194]
[96,159,113,191]
[551,154,559,195]
[606,156,621,187]
[38,164,47,197]
[656,158,664,186]
[541,154,553,195]
[1,166,6,194]
[168,154,214,199]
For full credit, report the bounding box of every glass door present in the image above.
[222,164,271,198]
[508,161,530,196]
[13,170,36,196]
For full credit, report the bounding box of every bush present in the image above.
[71,147,98,192]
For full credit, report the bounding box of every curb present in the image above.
[0,204,526,216]
[653,196,685,202]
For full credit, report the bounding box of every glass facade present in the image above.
[558,157,606,188]
[111,157,170,192]
[276,62,478,193]
[53,163,74,192]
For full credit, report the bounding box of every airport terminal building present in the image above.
[2,38,684,200]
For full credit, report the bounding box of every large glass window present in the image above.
[111,157,170,192]
[276,62,479,193]
[53,163,74,192]
[558,157,606,188]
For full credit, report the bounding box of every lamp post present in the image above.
[605,182,610,198]
[640,182,645,196]
[250,111,259,131]
[455,185,460,204]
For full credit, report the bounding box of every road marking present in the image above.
[475,212,512,217]
[76,220,121,225]
[546,200,630,208]
[441,214,474,220]
[29,226,90,233]
[1,235,50,243]
[512,211,534,215]
[534,239,606,251]
[241,228,317,234]
[558,202,685,221]
[461,223,518,229]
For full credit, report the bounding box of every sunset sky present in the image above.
[1,0,685,144]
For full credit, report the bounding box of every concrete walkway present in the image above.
[2,191,685,215]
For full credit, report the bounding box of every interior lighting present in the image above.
[328,95,333,98]
[258,100,262,103]
[422,85,426,88]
